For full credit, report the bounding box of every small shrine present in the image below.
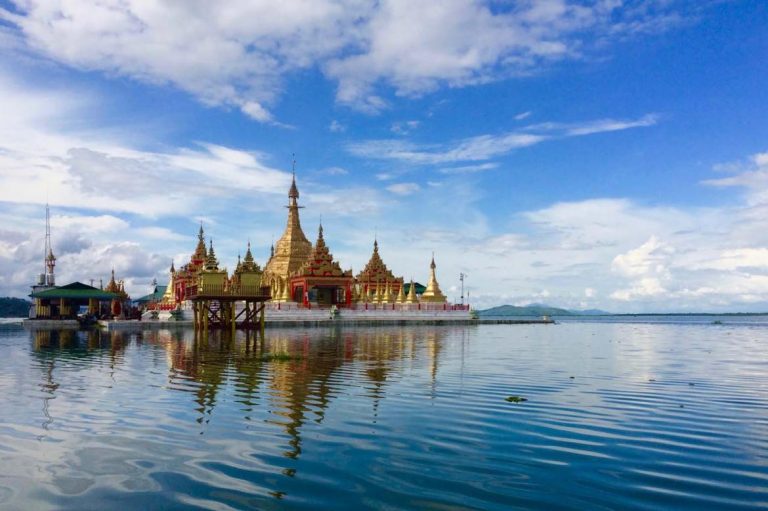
[289,224,354,307]
[356,240,404,303]
[231,242,263,294]
[104,269,131,317]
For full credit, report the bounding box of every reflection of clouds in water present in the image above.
[8,322,767,509]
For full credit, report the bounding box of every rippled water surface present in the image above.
[1,322,766,510]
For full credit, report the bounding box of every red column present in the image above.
[345,283,352,307]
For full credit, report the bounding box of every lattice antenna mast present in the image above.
[44,203,56,285]
[44,203,49,275]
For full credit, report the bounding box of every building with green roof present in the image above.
[29,282,117,320]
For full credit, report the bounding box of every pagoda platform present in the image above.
[99,313,553,331]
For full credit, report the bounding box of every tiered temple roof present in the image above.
[104,269,129,300]
[357,240,399,283]
[355,239,404,302]
[294,224,351,278]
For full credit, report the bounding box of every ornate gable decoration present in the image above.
[295,225,351,278]
[356,240,398,283]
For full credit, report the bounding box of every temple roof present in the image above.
[403,282,426,295]
[294,224,351,278]
[237,242,262,273]
[135,285,168,303]
[104,269,127,298]
[193,223,207,260]
[356,240,401,283]
[31,281,116,300]
[203,239,220,271]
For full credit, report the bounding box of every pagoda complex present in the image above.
[157,172,451,311]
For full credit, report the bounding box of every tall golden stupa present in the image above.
[262,172,313,302]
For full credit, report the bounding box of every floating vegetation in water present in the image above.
[648,378,657,382]
[712,320,723,325]
[505,396,528,403]
[259,353,301,362]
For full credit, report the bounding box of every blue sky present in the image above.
[1,0,767,312]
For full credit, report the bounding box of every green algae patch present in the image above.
[259,353,302,362]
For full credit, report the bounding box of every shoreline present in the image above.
[19,318,555,331]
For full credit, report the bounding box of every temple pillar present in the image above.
[230,302,236,337]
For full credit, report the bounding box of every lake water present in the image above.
[0,320,766,510]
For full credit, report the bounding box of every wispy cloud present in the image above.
[390,120,420,135]
[439,163,498,174]
[348,114,659,164]
[514,111,531,121]
[328,120,346,133]
[386,182,420,195]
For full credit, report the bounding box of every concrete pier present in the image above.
[97,316,553,331]
[22,319,79,329]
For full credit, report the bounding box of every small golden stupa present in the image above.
[419,255,447,303]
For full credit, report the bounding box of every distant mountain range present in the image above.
[478,304,611,317]
[0,297,31,318]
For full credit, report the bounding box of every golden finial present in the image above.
[289,154,299,201]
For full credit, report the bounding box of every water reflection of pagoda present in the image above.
[143,327,450,460]
[151,173,457,313]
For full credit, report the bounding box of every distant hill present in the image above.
[478,304,611,317]
[0,297,31,318]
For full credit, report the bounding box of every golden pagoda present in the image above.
[263,173,312,302]
[356,240,404,300]
[289,223,354,307]
[405,278,419,304]
[197,239,228,295]
[105,268,130,317]
[231,242,263,294]
[164,223,209,304]
[395,282,406,303]
[419,255,447,303]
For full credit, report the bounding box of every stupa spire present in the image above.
[405,278,418,304]
[288,155,299,205]
[420,254,447,303]
[204,239,219,270]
